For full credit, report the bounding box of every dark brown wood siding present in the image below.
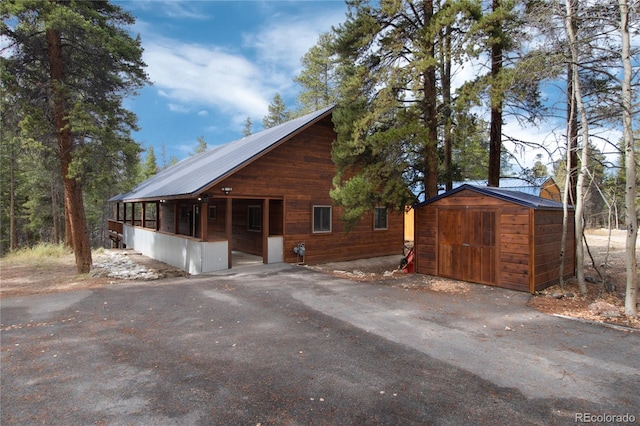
[203,116,404,264]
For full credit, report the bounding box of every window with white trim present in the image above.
[313,206,332,233]
[374,207,388,230]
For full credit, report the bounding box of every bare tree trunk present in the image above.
[51,176,59,243]
[565,0,587,295]
[619,0,638,317]
[441,25,453,191]
[9,146,18,251]
[488,0,502,188]
[46,27,92,273]
[559,126,574,288]
[422,0,439,199]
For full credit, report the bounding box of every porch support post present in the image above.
[200,200,208,242]
[173,203,179,235]
[155,201,160,231]
[226,197,232,269]
[262,198,270,264]
[142,202,146,228]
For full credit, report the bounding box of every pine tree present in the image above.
[262,93,290,128]
[1,0,148,272]
[190,136,208,156]
[295,32,339,114]
[141,146,158,180]
[243,117,252,137]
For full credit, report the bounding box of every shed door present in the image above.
[438,208,496,285]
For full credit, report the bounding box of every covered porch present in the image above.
[108,195,284,274]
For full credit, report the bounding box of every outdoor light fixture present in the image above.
[221,187,232,195]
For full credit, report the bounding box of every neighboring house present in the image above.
[413,184,575,293]
[108,106,403,274]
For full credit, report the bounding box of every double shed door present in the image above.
[437,208,497,285]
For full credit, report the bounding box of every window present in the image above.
[248,205,261,232]
[208,206,217,220]
[374,207,388,230]
[313,206,332,233]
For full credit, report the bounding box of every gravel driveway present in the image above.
[2,263,638,425]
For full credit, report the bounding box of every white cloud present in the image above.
[134,5,346,130]
[142,34,270,117]
[167,103,190,113]
[242,8,347,91]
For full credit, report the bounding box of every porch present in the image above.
[108,196,284,274]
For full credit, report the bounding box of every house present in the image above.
[413,184,575,293]
[108,106,404,274]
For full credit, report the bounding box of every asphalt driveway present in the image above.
[1,264,638,425]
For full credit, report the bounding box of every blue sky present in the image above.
[115,0,627,172]
[115,0,348,166]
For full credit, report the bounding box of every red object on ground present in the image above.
[403,247,415,273]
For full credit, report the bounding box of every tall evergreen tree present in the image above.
[330,0,443,226]
[141,146,158,180]
[1,0,148,272]
[190,136,208,156]
[242,117,252,137]
[262,93,291,128]
[295,32,339,114]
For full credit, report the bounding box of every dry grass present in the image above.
[2,243,72,266]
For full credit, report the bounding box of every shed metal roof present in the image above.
[442,177,556,197]
[417,184,569,210]
[111,105,335,202]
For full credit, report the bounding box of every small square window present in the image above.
[313,206,332,233]
[374,207,388,230]
[208,206,217,220]
[248,205,261,232]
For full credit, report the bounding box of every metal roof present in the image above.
[443,177,555,197]
[417,184,569,210]
[111,105,335,202]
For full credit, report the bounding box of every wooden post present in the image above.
[156,201,160,231]
[200,200,208,242]
[173,203,179,235]
[141,202,146,228]
[262,198,270,264]
[226,197,232,269]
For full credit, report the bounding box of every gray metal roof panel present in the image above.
[112,105,335,202]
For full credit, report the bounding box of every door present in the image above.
[438,208,496,285]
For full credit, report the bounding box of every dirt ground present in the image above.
[1,230,638,329]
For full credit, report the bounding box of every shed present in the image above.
[414,184,575,293]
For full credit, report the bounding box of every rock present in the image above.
[550,292,565,299]
[91,251,160,281]
[585,276,597,284]
[588,301,620,318]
